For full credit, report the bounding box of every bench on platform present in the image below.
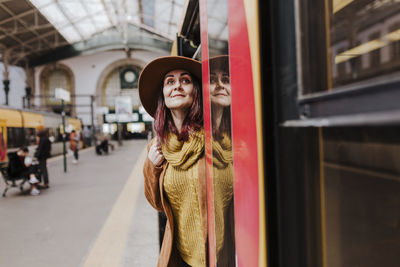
[96,140,115,155]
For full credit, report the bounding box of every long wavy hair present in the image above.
[212,106,231,140]
[154,75,203,144]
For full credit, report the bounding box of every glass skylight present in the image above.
[207,0,229,41]
[39,4,67,28]
[58,25,81,43]
[29,0,184,44]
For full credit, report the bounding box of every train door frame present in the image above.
[0,119,7,164]
[259,0,337,266]
[198,0,267,266]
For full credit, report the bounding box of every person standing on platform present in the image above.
[69,130,79,164]
[139,56,206,267]
[35,128,52,189]
[82,126,92,148]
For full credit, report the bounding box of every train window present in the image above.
[389,22,400,59]
[206,0,237,265]
[48,127,58,142]
[25,128,37,146]
[7,127,24,149]
[321,126,400,267]
[298,0,400,94]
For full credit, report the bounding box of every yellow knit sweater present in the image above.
[162,130,205,267]
[212,134,234,260]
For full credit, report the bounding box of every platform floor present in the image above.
[0,140,159,267]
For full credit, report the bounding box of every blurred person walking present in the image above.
[139,56,206,267]
[35,128,52,189]
[69,130,79,164]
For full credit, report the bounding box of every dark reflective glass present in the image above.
[207,0,236,265]
[322,127,400,266]
[299,0,400,94]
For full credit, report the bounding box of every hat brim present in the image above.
[138,56,202,117]
[209,55,229,71]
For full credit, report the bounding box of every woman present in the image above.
[139,56,206,267]
[35,128,51,189]
[209,55,235,266]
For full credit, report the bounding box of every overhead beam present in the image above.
[9,39,70,65]
[138,0,144,25]
[0,2,53,48]
[0,27,35,51]
[0,5,37,25]
[0,23,54,36]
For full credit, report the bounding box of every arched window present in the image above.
[102,65,141,110]
[47,69,71,102]
[40,64,74,115]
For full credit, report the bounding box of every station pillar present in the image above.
[25,87,32,108]
[3,80,10,106]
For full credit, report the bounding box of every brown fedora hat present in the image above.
[138,56,202,117]
[209,55,229,71]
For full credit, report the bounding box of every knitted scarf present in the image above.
[162,129,206,267]
[162,130,204,170]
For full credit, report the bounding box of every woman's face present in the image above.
[210,70,231,107]
[163,69,195,112]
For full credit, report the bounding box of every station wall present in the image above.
[0,63,27,108]
[34,49,167,126]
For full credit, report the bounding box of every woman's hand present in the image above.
[148,139,164,167]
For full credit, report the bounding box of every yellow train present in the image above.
[0,106,82,163]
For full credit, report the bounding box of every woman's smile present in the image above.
[172,93,186,97]
[213,92,228,96]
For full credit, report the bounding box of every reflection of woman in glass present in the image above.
[209,55,235,266]
[139,56,206,267]
[210,56,231,139]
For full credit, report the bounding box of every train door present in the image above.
[0,119,7,163]
[199,0,266,266]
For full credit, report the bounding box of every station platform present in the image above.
[0,140,159,267]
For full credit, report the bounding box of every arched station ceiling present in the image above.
[0,0,184,67]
